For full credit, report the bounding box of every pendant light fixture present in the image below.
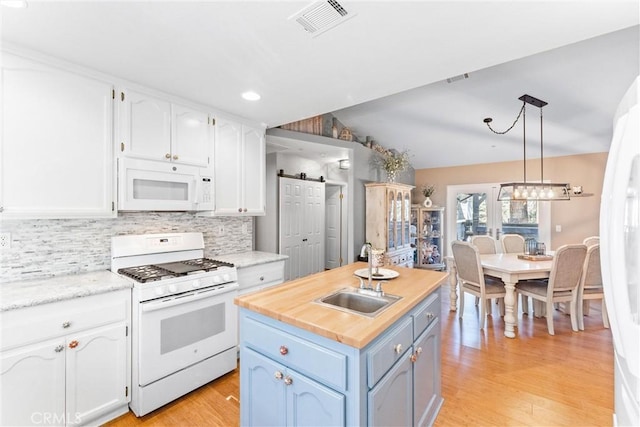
[484,94,571,201]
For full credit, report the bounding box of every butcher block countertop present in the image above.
[235,262,448,348]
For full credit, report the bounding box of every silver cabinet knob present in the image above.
[54,345,64,353]
[284,376,293,386]
[394,344,403,354]
[165,153,171,159]
[62,321,71,328]
[279,345,288,355]
[274,371,283,380]
[172,154,178,160]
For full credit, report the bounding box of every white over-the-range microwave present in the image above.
[118,158,213,211]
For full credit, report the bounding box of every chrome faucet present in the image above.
[356,242,386,297]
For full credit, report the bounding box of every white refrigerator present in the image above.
[600,75,640,427]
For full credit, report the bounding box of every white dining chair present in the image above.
[583,236,600,247]
[515,244,587,335]
[471,235,497,254]
[500,234,525,253]
[451,241,506,329]
[577,244,609,330]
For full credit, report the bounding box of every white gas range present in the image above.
[111,232,238,417]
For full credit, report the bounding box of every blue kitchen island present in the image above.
[235,262,448,426]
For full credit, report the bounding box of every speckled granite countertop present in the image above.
[0,270,132,312]
[215,251,288,268]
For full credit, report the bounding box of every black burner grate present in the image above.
[118,258,234,283]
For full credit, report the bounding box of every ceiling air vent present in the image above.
[289,0,357,37]
[446,73,470,84]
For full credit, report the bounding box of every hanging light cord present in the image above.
[483,103,525,134]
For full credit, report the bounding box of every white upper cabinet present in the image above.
[0,52,115,218]
[118,89,171,162]
[118,89,211,168]
[207,116,265,216]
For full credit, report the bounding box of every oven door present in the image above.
[138,283,238,386]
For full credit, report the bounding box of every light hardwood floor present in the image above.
[106,285,613,426]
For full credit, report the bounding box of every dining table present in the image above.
[446,253,554,338]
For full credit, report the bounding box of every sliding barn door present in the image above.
[279,177,325,281]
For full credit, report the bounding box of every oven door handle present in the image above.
[141,285,236,313]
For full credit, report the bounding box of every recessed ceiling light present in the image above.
[241,91,261,101]
[1,0,28,8]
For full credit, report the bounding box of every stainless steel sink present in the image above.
[314,288,402,317]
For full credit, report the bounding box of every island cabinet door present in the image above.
[241,348,286,426]
[286,367,345,426]
[368,353,413,426]
[413,319,441,427]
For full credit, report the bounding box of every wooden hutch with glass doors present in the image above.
[365,182,415,268]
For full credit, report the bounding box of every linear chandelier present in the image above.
[484,94,570,201]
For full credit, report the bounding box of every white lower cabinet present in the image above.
[0,290,131,426]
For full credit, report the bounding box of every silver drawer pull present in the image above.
[394,344,403,354]
[426,312,434,320]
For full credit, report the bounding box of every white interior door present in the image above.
[446,183,550,256]
[279,177,325,280]
[279,178,303,281]
[325,184,347,270]
[303,181,325,276]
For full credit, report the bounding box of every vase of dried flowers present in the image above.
[422,184,435,207]
[372,146,411,183]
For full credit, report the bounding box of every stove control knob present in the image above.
[155,287,165,296]
[192,280,201,288]
[169,284,178,293]
[213,276,222,283]
[222,274,231,282]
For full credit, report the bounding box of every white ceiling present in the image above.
[2,1,639,169]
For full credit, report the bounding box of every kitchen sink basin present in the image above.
[314,288,402,317]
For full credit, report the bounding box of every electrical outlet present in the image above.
[0,232,11,249]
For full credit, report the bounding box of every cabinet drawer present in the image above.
[243,317,347,391]
[367,316,413,388]
[1,290,130,351]
[412,292,440,338]
[237,261,285,291]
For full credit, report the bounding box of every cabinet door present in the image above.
[171,103,211,167]
[241,348,287,427]
[213,117,243,214]
[368,353,413,427]
[242,125,266,215]
[413,319,441,427]
[1,339,66,426]
[287,367,345,426]
[65,323,129,426]
[119,88,171,162]
[1,53,115,218]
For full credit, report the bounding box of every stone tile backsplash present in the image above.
[0,212,253,283]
